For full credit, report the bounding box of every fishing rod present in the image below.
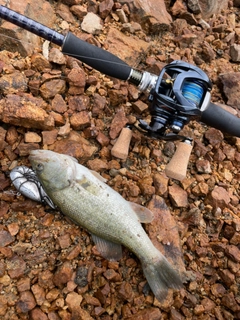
[1,5,240,181]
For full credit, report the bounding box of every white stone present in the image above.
[81,12,103,34]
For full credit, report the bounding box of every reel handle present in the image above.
[111,127,132,160]
[165,140,193,181]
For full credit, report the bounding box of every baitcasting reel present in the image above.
[137,60,212,141]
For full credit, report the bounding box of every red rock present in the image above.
[0,230,15,247]
[70,111,91,130]
[40,79,66,99]
[204,128,224,148]
[53,135,97,162]
[42,129,58,145]
[16,291,36,313]
[67,67,86,95]
[99,0,114,19]
[195,159,212,173]
[132,100,148,114]
[87,158,109,171]
[225,245,240,262]
[108,87,128,107]
[201,297,216,312]
[221,292,240,313]
[67,244,82,260]
[0,0,56,56]
[31,284,45,306]
[153,173,168,196]
[96,131,110,147]
[92,93,107,116]
[17,277,31,292]
[0,201,9,217]
[146,195,186,274]
[53,262,73,288]
[65,292,83,311]
[126,307,162,320]
[219,72,240,108]
[70,5,88,19]
[103,269,121,282]
[0,295,7,317]
[0,71,27,95]
[48,48,66,65]
[31,53,51,71]
[46,288,60,302]
[118,282,134,301]
[38,270,54,289]
[7,223,19,236]
[56,3,76,22]
[210,283,226,297]
[169,184,188,207]
[57,233,72,249]
[206,186,230,209]
[0,261,6,277]
[17,142,40,156]
[138,177,155,196]
[218,269,235,286]
[0,93,54,130]
[109,110,128,140]
[68,95,89,112]
[105,27,151,67]
[0,127,7,151]
[30,308,48,320]
[94,306,105,316]
[126,181,140,197]
[193,305,204,316]
[51,94,68,114]
[230,232,240,245]
[24,132,42,143]
[84,294,101,306]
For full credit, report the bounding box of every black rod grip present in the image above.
[62,32,132,80]
[201,103,240,137]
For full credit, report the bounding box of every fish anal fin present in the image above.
[91,234,122,261]
[130,202,154,223]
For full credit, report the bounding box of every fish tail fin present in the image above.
[142,254,183,301]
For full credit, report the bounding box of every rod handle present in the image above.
[165,141,193,181]
[111,127,132,160]
[62,32,132,80]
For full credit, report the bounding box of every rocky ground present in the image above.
[0,0,240,319]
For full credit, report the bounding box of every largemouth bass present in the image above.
[29,150,182,301]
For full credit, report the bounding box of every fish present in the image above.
[29,149,183,301]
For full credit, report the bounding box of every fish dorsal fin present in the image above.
[129,202,154,223]
[90,170,107,183]
[91,234,122,261]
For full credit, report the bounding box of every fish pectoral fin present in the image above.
[90,170,107,183]
[129,202,154,223]
[91,234,122,261]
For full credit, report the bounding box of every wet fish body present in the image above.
[29,150,182,301]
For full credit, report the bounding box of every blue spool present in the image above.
[182,80,204,108]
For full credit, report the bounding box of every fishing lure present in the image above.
[10,165,55,209]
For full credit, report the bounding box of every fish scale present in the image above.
[51,178,153,258]
[29,149,183,301]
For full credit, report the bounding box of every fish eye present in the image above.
[36,163,44,172]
